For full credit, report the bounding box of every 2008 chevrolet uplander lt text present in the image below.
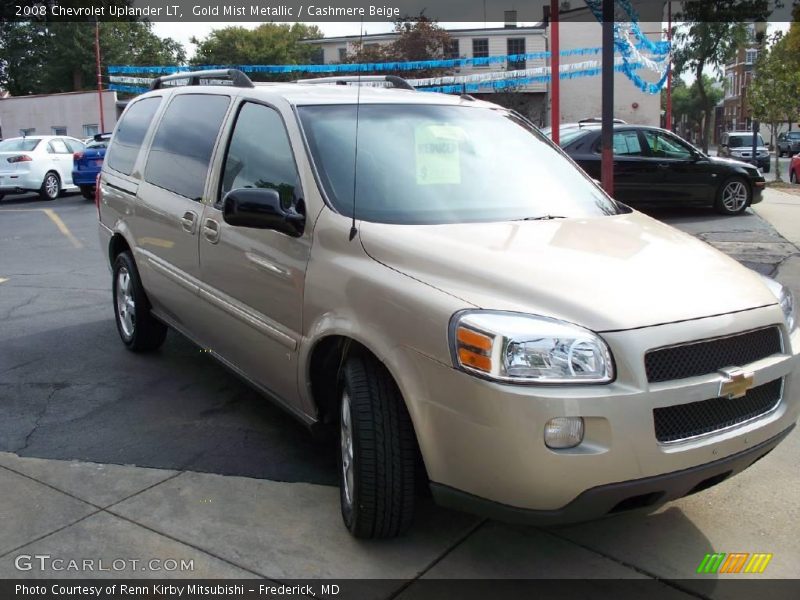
[97,70,799,539]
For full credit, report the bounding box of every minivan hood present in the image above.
[359,211,776,332]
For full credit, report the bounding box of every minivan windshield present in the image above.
[728,134,765,147]
[298,104,623,224]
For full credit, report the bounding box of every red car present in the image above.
[790,154,800,184]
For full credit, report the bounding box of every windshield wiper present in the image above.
[515,215,569,221]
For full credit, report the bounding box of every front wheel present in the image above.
[112,252,167,352]
[339,352,416,539]
[715,177,751,216]
[791,170,798,184]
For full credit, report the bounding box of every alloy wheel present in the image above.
[721,180,748,212]
[116,267,136,338]
[340,390,355,509]
[44,174,59,199]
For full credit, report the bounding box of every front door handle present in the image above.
[202,218,220,244]
[180,211,197,234]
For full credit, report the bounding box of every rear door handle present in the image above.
[202,218,220,244]
[656,163,670,169]
[180,211,197,234]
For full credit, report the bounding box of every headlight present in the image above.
[450,311,614,384]
[760,275,797,331]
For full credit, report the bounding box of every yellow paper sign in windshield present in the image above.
[415,125,463,185]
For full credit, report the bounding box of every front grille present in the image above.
[645,327,782,383]
[653,378,782,443]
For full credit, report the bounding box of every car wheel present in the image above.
[779,148,786,157]
[39,171,60,201]
[715,177,751,216]
[339,352,416,539]
[763,164,771,173]
[112,252,167,352]
[791,170,798,184]
[80,186,95,201]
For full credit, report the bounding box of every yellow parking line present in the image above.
[0,207,83,249]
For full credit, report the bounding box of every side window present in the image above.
[63,138,84,153]
[49,139,70,154]
[145,94,230,201]
[596,131,643,156]
[219,102,301,210]
[642,131,692,159]
[107,97,161,176]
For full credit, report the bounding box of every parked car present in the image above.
[550,124,766,215]
[790,154,800,184]
[777,131,800,157]
[718,130,770,172]
[0,135,85,201]
[98,70,799,539]
[72,133,111,200]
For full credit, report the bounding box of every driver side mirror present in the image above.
[222,188,305,237]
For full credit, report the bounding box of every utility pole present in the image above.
[550,0,560,145]
[601,0,614,196]
[95,19,106,133]
[666,1,672,131]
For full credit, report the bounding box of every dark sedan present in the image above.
[549,125,766,215]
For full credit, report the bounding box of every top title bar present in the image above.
[0,0,792,23]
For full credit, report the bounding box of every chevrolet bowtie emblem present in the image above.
[718,368,755,399]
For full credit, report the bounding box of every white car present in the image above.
[0,135,85,201]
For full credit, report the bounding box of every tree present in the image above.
[0,21,185,96]
[749,32,800,180]
[672,0,770,152]
[345,16,452,79]
[190,23,323,70]
[666,76,724,144]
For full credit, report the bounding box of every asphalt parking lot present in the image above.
[1,189,799,591]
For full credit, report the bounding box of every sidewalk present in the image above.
[754,187,800,290]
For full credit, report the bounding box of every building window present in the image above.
[83,124,99,137]
[472,38,489,62]
[309,48,324,64]
[507,38,526,70]
[52,126,67,135]
[338,47,347,62]
[20,128,35,136]
[445,39,460,59]
[745,49,758,64]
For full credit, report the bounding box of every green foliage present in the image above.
[190,23,323,66]
[671,0,770,151]
[669,75,724,128]
[749,32,800,179]
[0,21,185,95]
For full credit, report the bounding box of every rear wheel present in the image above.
[39,171,60,201]
[715,177,750,216]
[339,352,416,539]
[80,186,95,201]
[112,252,167,352]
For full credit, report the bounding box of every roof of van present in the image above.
[151,82,499,109]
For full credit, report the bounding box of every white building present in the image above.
[0,90,118,140]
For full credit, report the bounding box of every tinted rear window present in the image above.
[728,134,765,147]
[0,138,40,152]
[144,94,230,200]
[106,97,161,175]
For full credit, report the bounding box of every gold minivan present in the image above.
[98,70,799,538]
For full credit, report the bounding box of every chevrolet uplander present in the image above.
[97,70,799,538]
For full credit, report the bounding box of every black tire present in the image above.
[80,186,95,201]
[39,171,60,201]
[791,170,798,184]
[763,163,770,173]
[715,177,751,216]
[112,252,167,352]
[339,352,416,539]
[779,148,786,158]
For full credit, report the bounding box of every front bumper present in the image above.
[431,424,793,526]
[398,305,799,522]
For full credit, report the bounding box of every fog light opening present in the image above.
[544,417,584,449]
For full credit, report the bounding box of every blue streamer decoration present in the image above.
[108,47,609,76]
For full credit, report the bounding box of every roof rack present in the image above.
[294,75,416,91]
[150,69,255,91]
